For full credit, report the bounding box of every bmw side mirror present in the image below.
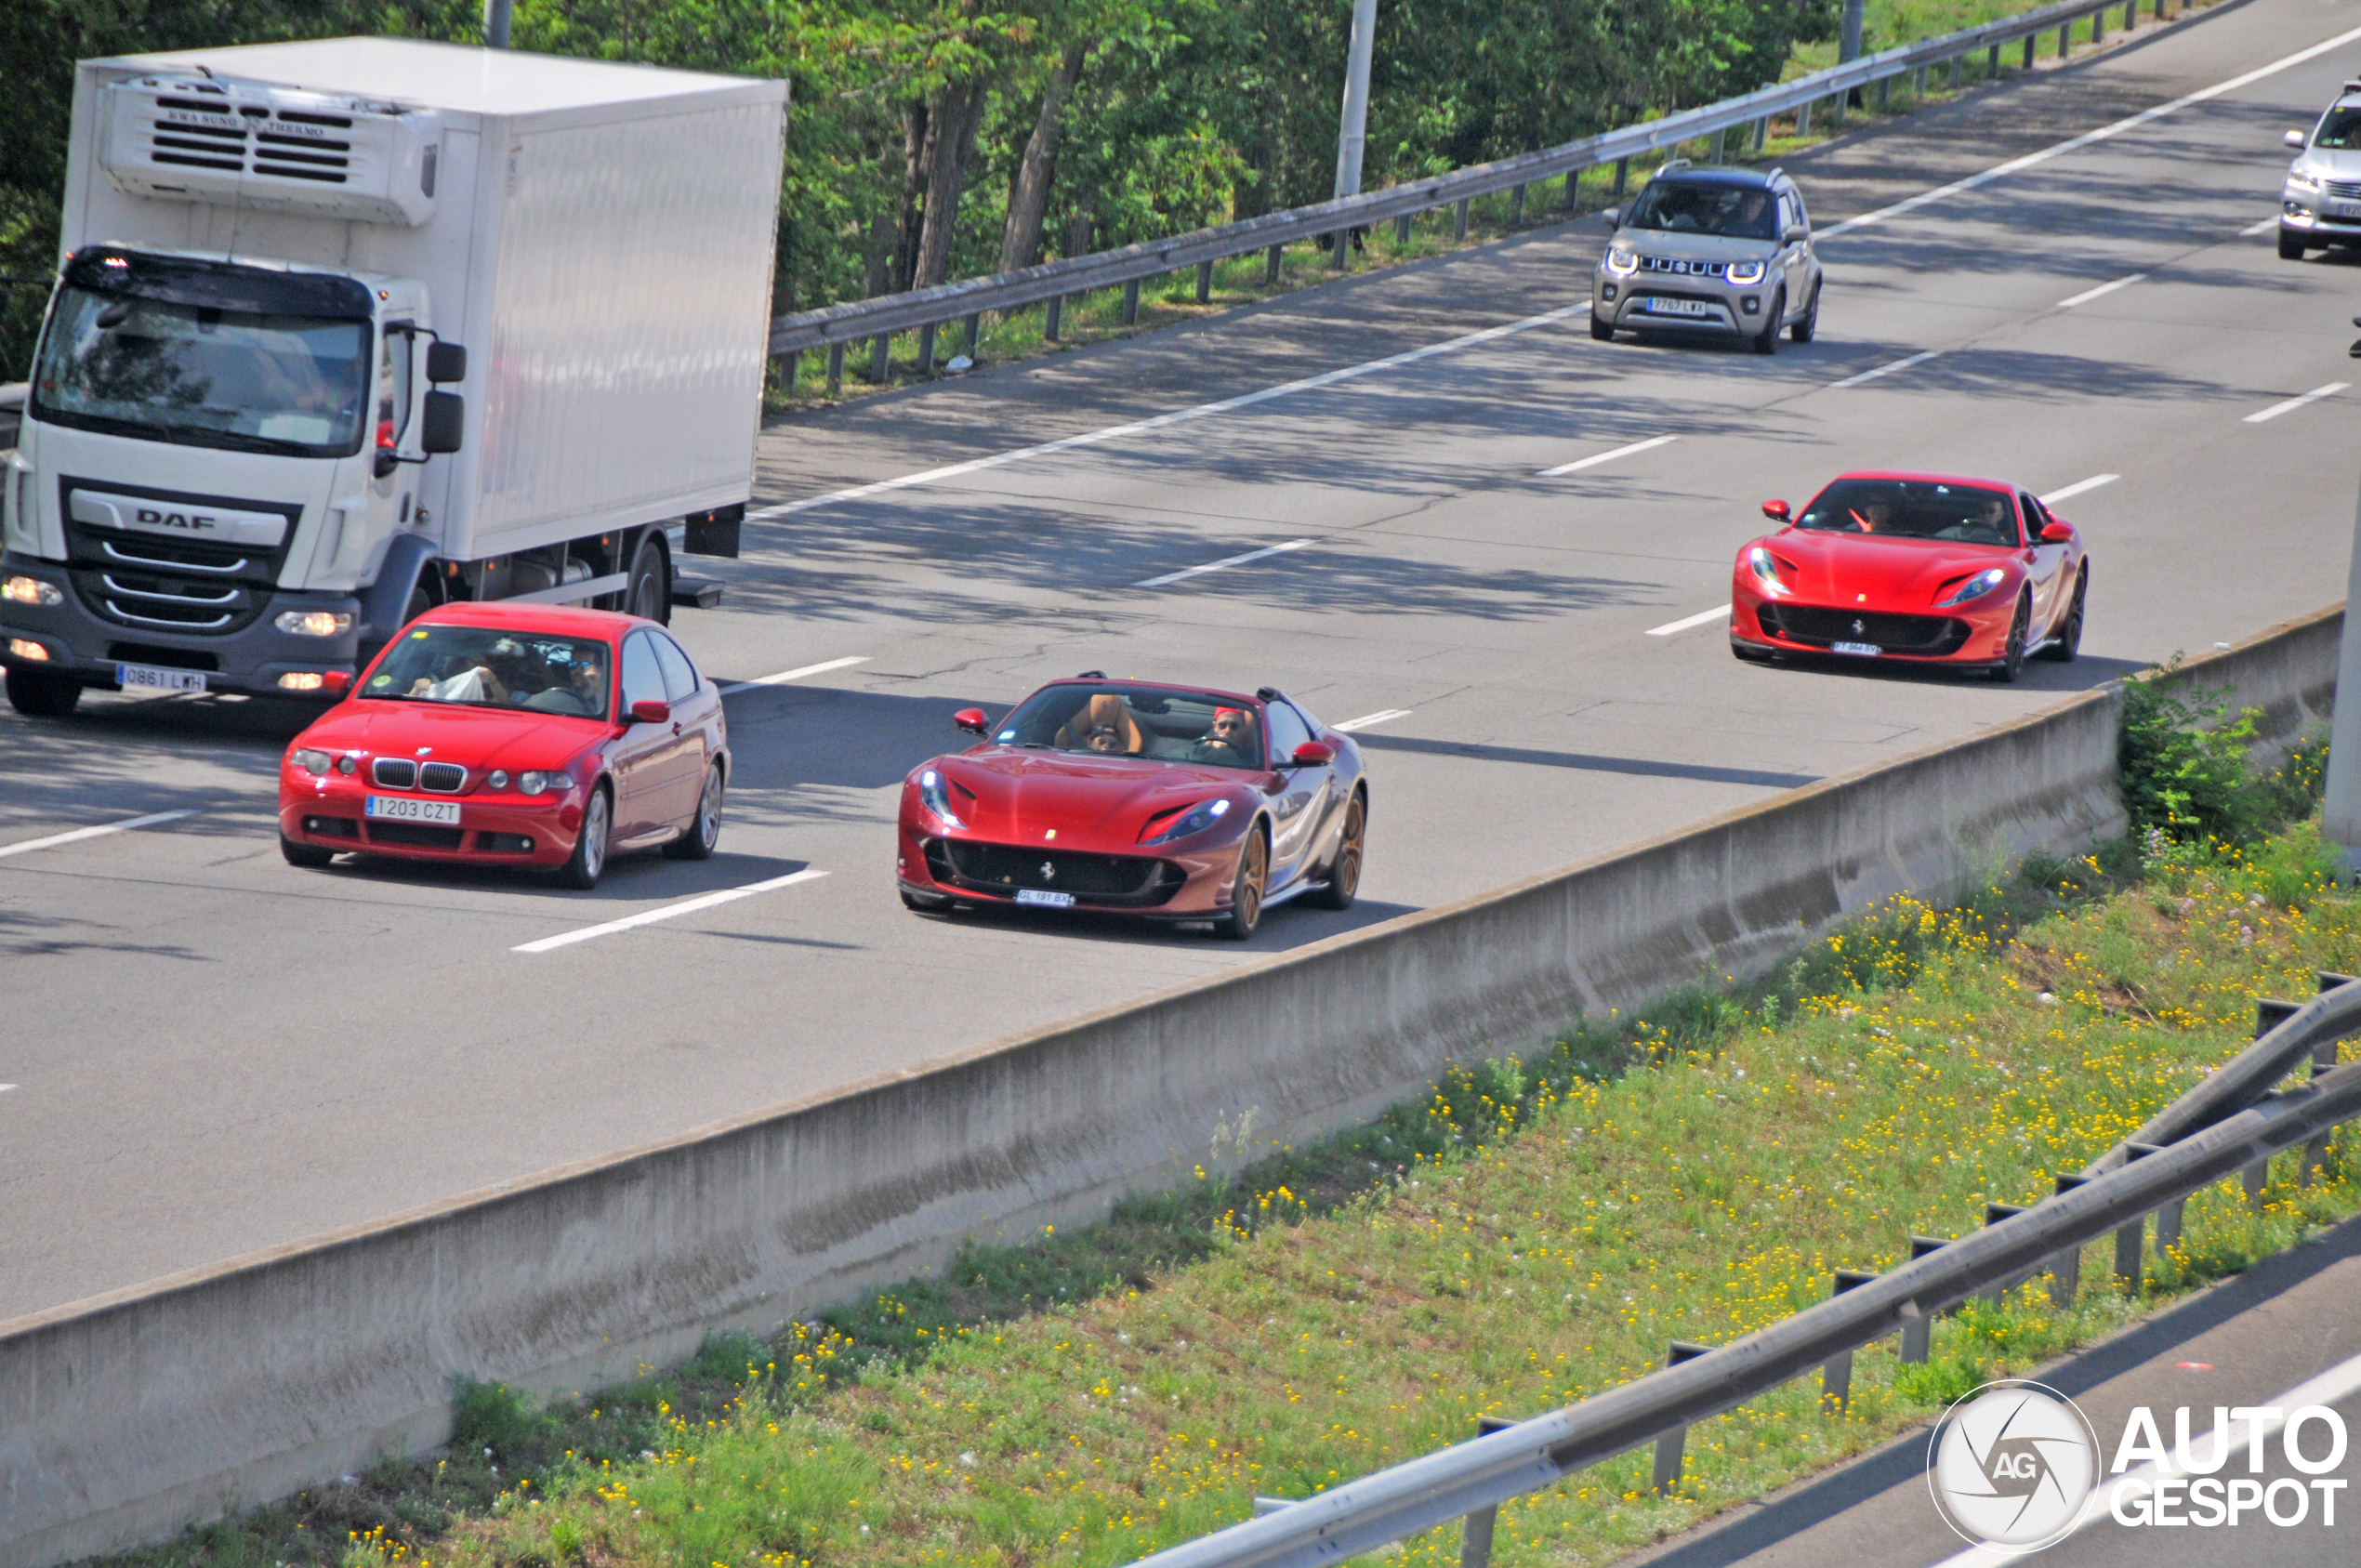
[1761,498,1790,522]
[2287,129,2309,149]
[2039,521,2073,544]
[1289,741,1336,768]
[419,390,464,455]
[953,705,989,734]
[629,698,670,724]
[425,341,468,383]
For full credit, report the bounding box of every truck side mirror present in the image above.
[420,390,464,455]
[425,342,468,384]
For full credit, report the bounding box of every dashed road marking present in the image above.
[2056,272,2147,310]
[2245,382,2349,424]
[719,656,869,694]
[2040,474,2119,505]
[1647,604,1733,639]
[515,868,831,954]
[1134,539,1314,589]
[2240,217,2280,236]
[1536,435,1679,479]
[1332,709,1411,733]
[1826,349,1941,390]
[0,810,198,862]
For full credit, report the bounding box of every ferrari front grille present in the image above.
[1760,605,1970,654]
[927,840,1186,907]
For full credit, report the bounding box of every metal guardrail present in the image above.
[1127,976,2361,1568]
[770,0,2189,375]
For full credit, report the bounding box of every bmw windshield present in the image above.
[362,626,614,719]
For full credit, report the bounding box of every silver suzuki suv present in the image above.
[2279,82,2361,259]
[1590,163,1822,354]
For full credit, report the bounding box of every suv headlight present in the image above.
[1746,545,1787,594]
[2288,168,2322,192]
[1935,568,2009,608]
[1141,797,1231,845]
[918,768,965,829]
[1605,246,1639,276]
[1724,259,1767,286]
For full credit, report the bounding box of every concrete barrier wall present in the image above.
[0,607,2339,1568]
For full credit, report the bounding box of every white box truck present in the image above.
[0,37,785,717]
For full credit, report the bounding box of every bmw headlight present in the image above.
[918,768,965,829]
[519,770,575,796]
[292,748,332,776]
[1605,246,1639,276]
[1747,545,1787,594]
[1935,567,2009,608]
[1141,797,1231,846]
[1724,259,1767,286]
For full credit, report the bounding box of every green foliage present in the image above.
[1893,1356,1983,1408]
[2119,656,2328,848]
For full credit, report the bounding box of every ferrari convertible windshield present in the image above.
[993,684,1265,769]
[1795,479,2020,547]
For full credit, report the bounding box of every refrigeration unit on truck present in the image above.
[0,37,786,718]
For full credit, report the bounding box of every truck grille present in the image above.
[1758,604,1971,654]
[926,840,1186,907]
[371,758,418,789]
[60,478,297,637]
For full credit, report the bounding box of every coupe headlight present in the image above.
[292,748,332,776]
[1724,259,1767,286]
[1746,545,1787,594]
[275,611,353,638]
[1935,567,2009,608]
[1605,246,1639,277]
[918,768,965,829]
[519,770,575,796]
[2,575,62,607]
[1141,797,1232,846]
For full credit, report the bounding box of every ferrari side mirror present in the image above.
[1761,498,1790,522]
[2039,521,2073,544]
[1289,742,1336,768]
[953,706,989,734]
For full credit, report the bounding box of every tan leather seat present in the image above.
[1054,692,1144,754]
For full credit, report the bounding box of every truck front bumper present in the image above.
[0,552,364,698]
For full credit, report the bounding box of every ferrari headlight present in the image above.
[1935,567,2009,608]
[1605,246,1639,277]
[1746,545,1787,594]
[1724,259,1767,286]
[918,768,965,829]
[519,770,575,796]
[292,748,332,776]
[1141,797,1231,846]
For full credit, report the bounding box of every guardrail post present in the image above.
[2116,1142,2158,1290]
[1121,279,1141,324]
[1564,170,1581,212]
[1396,212,1415,242]
[2021,34,2035,69]
[2242,999,2303,1200]
[1983,1203,2028,1304]
[1912,65,1927,98]
[2092,6,2104,43]
[1045,294,1062,340]
[1652,1341,1713,1495]
[1796,99,1812,137]
[1509,183,1526,225]
[1875,75,1890,110]
[868,333,890,382]
[824,340,844,395]
[1708,127,1725,164]
[1612,157,1629,195]
[778,349,798,397]
[1752,115,1770,152]
[1457,1416,1519,1568]
[2305,1058,2341,1185]
[1265,243,1284,284]
[1453,198,1471,241]
[1949,54,1962,89]
[917,322,939,376]
[2047,1179,2087,1301]
[1195,260,1213,304]
[1331,228,1350,270]
[2122,1142,2180,1259]
[961,312,982,358]
[1822,1271,1879,1412]
[1829,89,1845,127]
[1990,42,2003,76]
[2057,22,2071,59]
[1902,1236,1950,1361]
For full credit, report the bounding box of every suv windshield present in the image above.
[1795,479,2021,547]
[1624,179,1778,240]
[992,684,1265,769]
[363,626,613,718]
[2315,106,2361,149]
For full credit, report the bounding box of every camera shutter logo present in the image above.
[1927,1380,2100,1552]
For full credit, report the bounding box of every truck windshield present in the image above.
[32,284,368,457]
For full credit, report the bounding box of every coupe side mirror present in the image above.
[1289,741,1336,768]
[1761,498,1790,522]
[425,341,468,383]
[953,705,989,734]
[419,390,464,455]
[2287,129,2309,149]
[2039,521,2074,544]
[629,698,670,724]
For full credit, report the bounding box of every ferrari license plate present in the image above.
[365,796,461,825]
[1015,889,1075,908]
[1643,297,1713,317]
[1831,640,1881,657]
[117,662,206,693]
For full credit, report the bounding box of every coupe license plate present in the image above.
[1831,640,1882,657]
[1643,298,1714,317]
[1015,889,1075,908]
[117,662,206,693]
[365,796,462,825]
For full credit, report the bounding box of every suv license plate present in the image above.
[2332,200,2361,217]
[1015,889,1075,908]
[117,663,206,693]
[365,796,462,825]
[1831,640,1881,657]
[1644,298,1714,317]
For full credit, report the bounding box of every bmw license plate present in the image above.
[1015,889,1075,908]
[117,662,206,693]
[1643,298,1713,317]
[1831,640,1881,657]
[365,796,462,825]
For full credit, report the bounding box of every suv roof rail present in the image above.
[1655,157,1693,178]
[1765,166,1784,183]
[2346,78,2361,93]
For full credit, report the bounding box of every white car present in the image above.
[2279,82,2361,259]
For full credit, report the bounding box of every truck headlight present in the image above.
[275,611,353,638]
[1724,259,1766,286]
[1605,246,1639,277]
[3,575,61,607]
[1935,568,2009,607]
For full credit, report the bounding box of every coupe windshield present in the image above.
[993,684,1265,769]
[2315,107,2361,149]
[363,626,613,718]
[32,253,371,457]
[1795,479,2021,547]
[1624,179,1778,240]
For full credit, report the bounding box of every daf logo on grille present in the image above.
[1039,862,1057,881]
[135,507,218,533]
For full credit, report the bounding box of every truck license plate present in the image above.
[1015,889,1075,908]
[1643,298,1713,317]
[1831,640,1881,657]
[365,796,462,825]
[117,663,206,693]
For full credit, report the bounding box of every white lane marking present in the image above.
[1827,349,1941,390]
[748,304,1592,522]
[1822,21,2361,241]
[2245,382,2350,424]
[719,656,869,695]
[2240,217,2280,236]
[2041,474,2119,505]
[1927,1341,2361,1566]
[1332,709,1411,732]
[2056,271,2147,310]
[1536,434,1679,478]
[0,1085,14,1095]
[0,810,198,861]
[514,868,831,954]
[1134,538,1314,589]
[1647,604,1733,638]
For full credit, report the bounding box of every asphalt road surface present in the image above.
[7,0,2361,1320]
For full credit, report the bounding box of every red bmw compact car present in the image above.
[276,602,727,889]
[1729,470,2090,681]
[896,676,1369,939]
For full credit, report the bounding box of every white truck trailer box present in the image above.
[2,38,785,713]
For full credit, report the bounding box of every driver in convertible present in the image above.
[1185,707,1260,766]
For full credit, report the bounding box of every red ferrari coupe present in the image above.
[896,676,1369,939]
[276,602,727,889]
[1729,471,2089,681]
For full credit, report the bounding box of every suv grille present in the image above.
[371,758,418,789]
[2328,180,2361,200]
[1639,256,1736,278]
[927,840,1186,907]
[1760,605,1970,654]
[419,762,468,794]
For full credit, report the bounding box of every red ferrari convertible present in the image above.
[1729,471,2089,681]
[276,601,727,889]
[896,676,1369,939]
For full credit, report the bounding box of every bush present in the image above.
[2120,657,2326,846]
